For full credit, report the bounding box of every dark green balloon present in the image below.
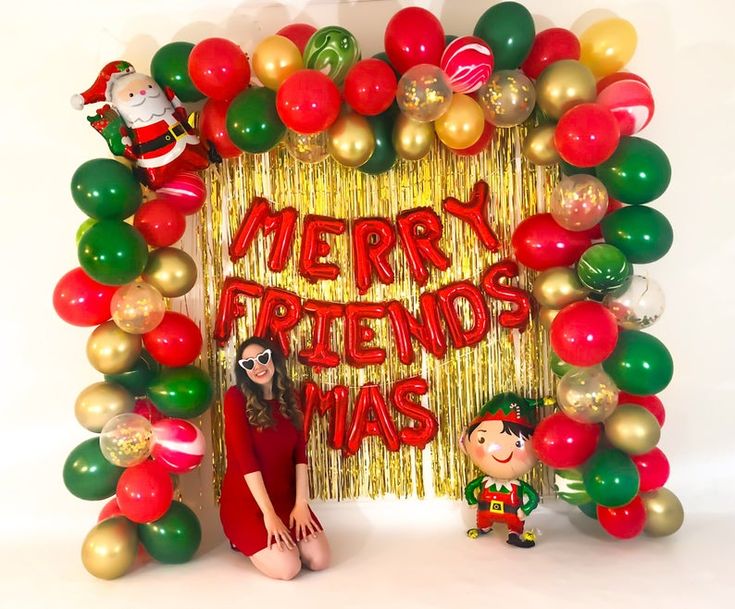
[596,137,671,205]
[63,438,124,500]
[372,52,400,77]
[560,159,596,177]
[78,220,148,286]
[359,110,397,175]
[603,330,674,395]
[151,42,204,103]
[473,2,535,70]
[577,244,632,292]
[226,87,285,154]
[148,366,213,418]
[105,351,160,397]
[578,501,598,520]
[444,35,458,46]
[550,350,573,377]
[601,206,673,264]
[583,448,639,507]
[138,501,201,563]
[71,159,142,220]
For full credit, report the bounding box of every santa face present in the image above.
[463,420,537,480]
[112,74,174,126]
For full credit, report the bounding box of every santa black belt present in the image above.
[133,123,187,155]
[478,500,518,514]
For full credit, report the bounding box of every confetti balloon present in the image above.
[440,35,494,94]
[99,413,153,467]
[155,172,207,216]
[603,275,665,330]
[285,130,329,164]
[597,79,654,136]
[396,64,453,122]
[151,419,206,473]
[476,69,535,127]
[557,365,619,424]
[550,175,609,231]
[111,281,166,334]
[303,26,360,85]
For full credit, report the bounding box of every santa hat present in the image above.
[470,392,538,429]
[71,61,136,110]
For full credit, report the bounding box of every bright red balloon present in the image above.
[116,460,173,524]
[199,98,242,159]
[533,413,600,468]
[585,197,623,240]
[133,199,186,247]
[618,392,665,426]
[555,103,620,168]
[53,267,118,326]
[384,7,445,74]
[631,448,670,492]
[276,70,341,134]
[143,311,203,367]
[597,71,650,95]
[521,28,580,79]
[550,301,619,366]
[276,23,317,54]
[511,213,592,271]
[449,122,495,156]
[133,398,165,424]
[597,79,655,136]
[188,37,251,101]
[98,497,123,522]
[597,496,646,539]
[343,59,397,116]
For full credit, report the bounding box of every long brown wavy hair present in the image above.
[234,337,302,430]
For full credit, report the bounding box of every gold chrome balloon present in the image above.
[286,130,329,164]
[642,488,684,537]
[111,281,166,334]
[75,382,135,433]
[327,113,376,168]
[557,365,619,423]
[580,18,637,78]
[522,124,560,166]
[142,247,197,298]
[604,404,661,455]
[87,321,142,375]
[393,114,435,161]
[538,306,560,330]
[535,60,596,120]
[434,93,485,149]
[252,34,304,90]
[533,267,589,309]
[81,517,138,580]
[477,70,536,128]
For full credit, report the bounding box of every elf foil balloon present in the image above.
[71,61,209,189]
[461,392,540,548]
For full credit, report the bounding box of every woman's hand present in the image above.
[289,501,321,542]
[263,510,294,551]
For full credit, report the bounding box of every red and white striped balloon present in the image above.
[597,79,654,136]
[151,419,205,473]
[155,172,208,216]
[440,36,494,94]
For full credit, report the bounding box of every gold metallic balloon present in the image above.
[75,382,135,433]
[533,267,589,309]
[642,488,684,537]
[327,113,376,168]
[252,34,304,90]
[538,306,560,330]
[535,60,596,120]
[81,517,138,580]
[580,18,637,78]
[142,247,197,298]
[111,281,166,334]
[396,64,454,122]
[522,124,560,166]
[99,413,153,467]
[604,404,661,455]
[285,130,329,164]
[393,114,435,161]
[87,321,142,375]
[557,365,619,423]
[477,70,536,128]
[434,93,485,150]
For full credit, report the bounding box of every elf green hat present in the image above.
[471,392,538,428]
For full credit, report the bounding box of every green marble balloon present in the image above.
[601,206,673,264]
[603,330,674,395]
[71,159,142,220]
[63,438,124,500]
[359,109,398,175]
[473,2,535,70]
[578,501,599,519]
[554,468,591,505]
[148,366,213,419]
[138,501,201,564]
[226,87,285,154]
[76,218,97,246]
[304,26,361,85]
[105,351,160,397]
[151,42,204,103]
[583,448,640,508]
[577,244,632,292]
[77,220,149,286]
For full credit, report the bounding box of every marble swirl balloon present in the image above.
[303,26,361,85]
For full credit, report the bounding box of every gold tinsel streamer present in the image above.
[193,125,558,502]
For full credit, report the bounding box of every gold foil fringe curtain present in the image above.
[191,126,557,501]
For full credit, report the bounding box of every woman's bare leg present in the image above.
[249,545,302,580]
[297,532,331,571]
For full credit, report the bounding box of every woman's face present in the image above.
[240,344,275,387]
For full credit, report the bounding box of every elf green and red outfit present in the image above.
[465,475,539,533]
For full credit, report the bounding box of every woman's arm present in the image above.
[290,463,321,541]
[244,472,295,551]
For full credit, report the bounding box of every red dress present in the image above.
[219,386,321,556]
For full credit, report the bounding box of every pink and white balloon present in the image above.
[156,171,208,216]
[603,275,665,329]
[550,174,609,231]
[151,419,205,473]
[597,79,654,136]
[440,36,494,94]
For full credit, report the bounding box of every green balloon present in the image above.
[473,2,535,70]
[554,468,591,505]
[151,42,204,103]
[76,218,97,246]
[148,366,213,418]
[577,244,632,292]
[226,87,285,154]
[78,220,148,286]
[550,351,573,377]
[603,330,674,395]
[105,351,160,397]
[71,159,142,220]
[596,137,671,205]
[304,26,360,85]
[138,501,201,563]
[63,438,124,500]
[578,502,598,520]
[445,34,458,46]
[583,448,640,508]
[601,206,673,264]
[359,110,397,175]
[372,52,399,77]
[560,159,596,177]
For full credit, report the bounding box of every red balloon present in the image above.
[276,23,317,54]
[345,384,400,455]
[116,460,174,524]
[396,207,450,286]
[585,197,624,240]
[199,99,242,159]
[449,121,495,156]
[344,303,387,367]
[521,28,581,79]
[511,213,592,271]
[534,413,600,468]
[618,392,665,426]
[188,37,251,101]
[133,398,165,424]
[53,267,118,326]
[352,217,396,294]
[302,381,349,449]
[550,301,619,366]
[276,70,341,134]
[391,376,437,449]
[298,301,344,369]
[343,59,397,116]
[436,281,490,349]
[299,215,346,283]
[386,296,447,365]
[555,103,620,167]
[481,259,531,330]
[597,79,655,136]
[143,311,203,367]
[597,71,650,95]
[214,277,264,345]
[133,199,186,247]
[597,496,646,539]
[254,287,302,357]
[384,7,445,74]
[631,448,670,493]
[98,497,123,522]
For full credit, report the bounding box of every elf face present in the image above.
[112,74,170,125]
[463,420,537,480]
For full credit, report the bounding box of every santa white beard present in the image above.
[116,87,177,127]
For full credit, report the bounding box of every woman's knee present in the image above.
[273,559,302,580]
